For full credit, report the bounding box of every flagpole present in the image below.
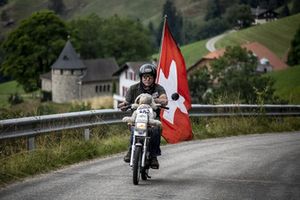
[156,15,167,82]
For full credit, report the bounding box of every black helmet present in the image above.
[139,63,157,80]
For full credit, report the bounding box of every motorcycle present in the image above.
[121,93,169,185]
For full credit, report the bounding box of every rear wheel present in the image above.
[133,146,142,185]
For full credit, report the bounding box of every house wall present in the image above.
[81,81,113,99]
[256,64,273,73]
[113,67,139,109]
[52,69,83,103]
[41,79,52,92]
[187,59,212,77]
[118,68,139,97]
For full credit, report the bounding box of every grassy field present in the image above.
[153,38,209,68]
[266,65,300,104]
[181,39,209,68]
[216,13,300,59]
[0,81,25,108]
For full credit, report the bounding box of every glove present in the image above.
[118,102,128,111]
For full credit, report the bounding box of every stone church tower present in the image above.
[51,40,87,103]
[40,40,119,103]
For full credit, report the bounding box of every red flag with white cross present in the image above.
[156,17,193,143]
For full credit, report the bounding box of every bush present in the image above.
[36,104,57,115]
[8,93,23,105]
[69,101,91,112]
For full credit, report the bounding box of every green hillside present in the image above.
[153,39,209,68]
[0,0,208,34]
[181,39,209,68]
[216,14,300,59]
[182,14,300,104]
[267,66,300,104]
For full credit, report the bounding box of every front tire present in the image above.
[133,146,142,185]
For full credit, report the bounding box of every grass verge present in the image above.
[192,116,300,140]
[0,123,130,187]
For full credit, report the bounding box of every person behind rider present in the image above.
[118,63,168,169]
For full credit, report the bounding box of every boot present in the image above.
[150,157,159,169]
[123,148,131,163]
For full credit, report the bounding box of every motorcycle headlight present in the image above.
[136,122,147,130]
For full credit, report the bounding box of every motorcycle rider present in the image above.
[118,63,168,169]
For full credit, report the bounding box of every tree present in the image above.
[68,15,154,65]
[148,21,159,48]
[280,3,290,17]
[0,11,68,92]
[205,0,222,21]
[48,0,65,15]
[225,4,254,29]
[259,0,269,9]
[287,26,300,66]
[291,0,300,15]
[157,0,183,45]
[188,66,213,103]
[209,46,279,104]
[0,0,7,6]
[197,18,229,40]
[182,20,200,44]
[1,10,9,21]
[101,16,154,64]
[248,0,259,8]
[68,14,104,59]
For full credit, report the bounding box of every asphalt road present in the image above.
[1,132,300,200]
[205,30,236,52]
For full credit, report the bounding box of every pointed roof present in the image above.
[51,40,86,70]
[81,58,119,83]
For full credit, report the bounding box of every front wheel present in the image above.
[133,146,142,185]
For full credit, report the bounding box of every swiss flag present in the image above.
[156,17,193,144]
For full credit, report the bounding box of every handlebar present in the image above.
[160,105,169,110]
[118,104,169,111]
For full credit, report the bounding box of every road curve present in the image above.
[206,30,236,52]
[1,132,300,200]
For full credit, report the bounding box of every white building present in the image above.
[112,61,149,109]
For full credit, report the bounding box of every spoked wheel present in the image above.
[133,146,142,185]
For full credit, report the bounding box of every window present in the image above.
[130,72,133,80]
[122,86,128,97]
[95,86,98,93]
[63,55,69,60]
[125,70,136,80]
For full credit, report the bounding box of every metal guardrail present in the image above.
[189,104,300,117]
[1,104,300,149]
[0,109,130,140]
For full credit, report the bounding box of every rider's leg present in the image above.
[124,126,134,163]
[149,126,161,169]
